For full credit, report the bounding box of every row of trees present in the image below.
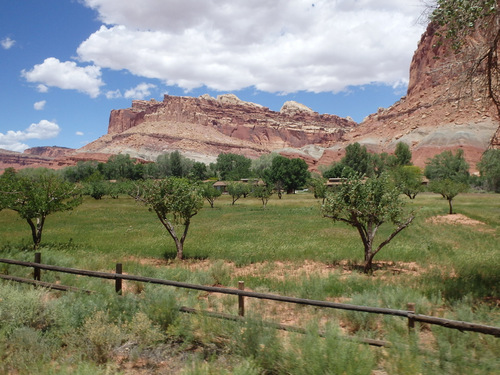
[62,143,500,202]
[1,144,499,273]
[322,142,412,179]
[63,152,206,182]
[63,151,311,201]
[0,165,415,274]
[0,165,410,273]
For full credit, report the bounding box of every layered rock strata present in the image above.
[78,94,356,163]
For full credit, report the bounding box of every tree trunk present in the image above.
[363,254,375,274]
[174,240,183,260]
[157,213,185,260]
[358,224,376,274]
[176,219,191,260]
[363,241,376,274]
[27,217,44,250]
[448,198,453,215]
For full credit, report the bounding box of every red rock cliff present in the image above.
[85,94,357,163]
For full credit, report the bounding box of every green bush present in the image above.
[0,284,54,334]
[141,286,180,331]
[80,311,123,363]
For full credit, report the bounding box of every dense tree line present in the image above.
[63,152,205,183]
[60,151,312,200]
[322,142,413,179]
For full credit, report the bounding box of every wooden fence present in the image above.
[1,253,499,342]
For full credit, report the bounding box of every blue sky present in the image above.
[0,0,426,152]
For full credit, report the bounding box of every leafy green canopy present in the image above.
[251,184,274,208]
[200,182,222,208]
[132,177,204,259]
[214,153,252,181]
[477,149,500,192]
[424,149,470,183]
[341,143,373,176]
[0,168,82,249]
[394,142,412,166]
[323,173,414,273]
[392,165,423,199]
[429,178,469,214]
[431,0,497,50]
[265,155,310,194]
[322,142,410,179]
[227,182,252,205]
[424,149,470,214]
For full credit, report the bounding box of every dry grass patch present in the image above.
[426,213,490,228]
[124,256,423,280]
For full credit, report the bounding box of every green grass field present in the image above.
[0,192,499,374]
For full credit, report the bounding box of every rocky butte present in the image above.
[1,21,499,172]
[76,93,356,167]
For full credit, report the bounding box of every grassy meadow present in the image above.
[0,191,499,374]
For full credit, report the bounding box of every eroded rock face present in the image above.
[280,101,315,116]
[23,146,74,158]
[91,22,499,171]
[95,93,356,162]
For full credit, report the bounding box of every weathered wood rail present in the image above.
[0,254,499,339]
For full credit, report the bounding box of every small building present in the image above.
[212,181,228,192]
[325,178,346,188]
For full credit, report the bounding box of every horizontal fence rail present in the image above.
[0,255,499,338]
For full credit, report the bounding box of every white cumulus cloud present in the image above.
[34,100,46,110]
[105,89,122,99]
[1,37,16,50]
[78,0,426,94]
[0,120,61,152]
[22,57,104,98]
[37,84,49,93]
[124,82,156,99]
[76,131,84,136]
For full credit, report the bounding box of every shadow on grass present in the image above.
[1,239,83,255]
[162,250,208,261]
[327,259,410,274]
[422,269,500,303]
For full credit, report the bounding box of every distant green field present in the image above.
[1,191,498,272]
[0,191,499,374]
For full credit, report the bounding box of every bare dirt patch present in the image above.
[426,213,486,226]
[426,214,495,233]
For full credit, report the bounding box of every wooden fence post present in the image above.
[238,281,245,317]
[34,252,41,281]
[115,263,122,295]
[407,302,416,331]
